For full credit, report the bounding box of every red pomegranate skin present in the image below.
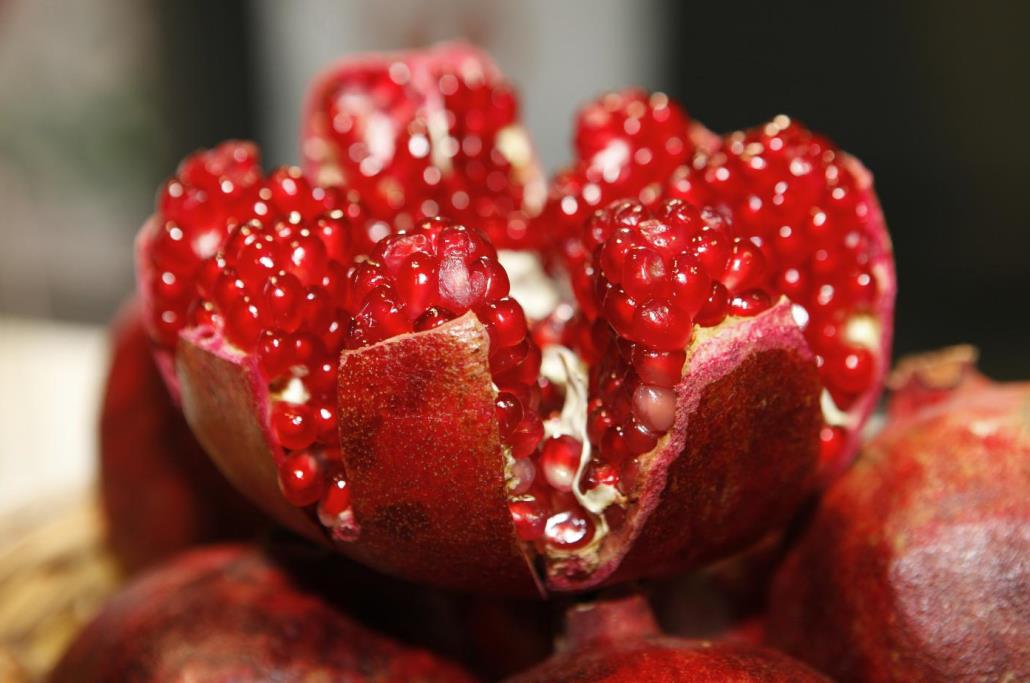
[99,300,258,573]
[505,595,830,682]
[48,544,478,683]
[767,347,1030,682]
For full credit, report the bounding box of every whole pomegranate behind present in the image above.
[48,543,477,683]
[767,346,1030,682]
[99,300,259,572]
[504,595,830,682]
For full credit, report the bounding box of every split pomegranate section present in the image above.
[548,105,895,480]
[134,46,894,595]
[302,42,545,249]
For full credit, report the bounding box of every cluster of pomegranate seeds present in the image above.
[145,142,366,348]
[541,90,695,263]
[310,52,540,248]
[195,211,369,528]
[568,198,776,501]
[665,116,884,464]
[143,143,375,530]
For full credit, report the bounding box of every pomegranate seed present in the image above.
[826,347,875,396]
[819,425,846,466]
[480,297,528,349]
[539,436,583,493]
[509,498,547,541]
[630,347,685,388]
[278,451,324,507]
[544,506,596,550]
[632,383,677,432]
[272,402,317,451]
[318,474,351,523]
[729,289,773,317]
[510,458,536,495]
[510,412,544,459]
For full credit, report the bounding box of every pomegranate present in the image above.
[302,42,545,249]
[134,60,893,596]
[548,97,895,481]
[767,346,1030,682]
[48,544,476,683]
[504,595,829,682]
[99,299,258,572]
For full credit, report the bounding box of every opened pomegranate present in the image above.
[504,595,829,682]
[99,299,258,573]
[138,144,830,595]
[135,53,894,594]
[48,544,476,683]
[301,42,545,249]
[548,96,895,481]
[767,346,1030,682]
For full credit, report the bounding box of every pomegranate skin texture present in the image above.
[505,595,830,682]
[176,298,821,596]
[99,300,258,573]
[767,347,1030,682]
[48,544,477,683]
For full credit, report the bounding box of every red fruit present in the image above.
[99,300,258,573]
[548,100,895,480]
[505,595,830,682]
[767,347,1030,682]
[48,545,476,683]
[136,85,889,598]
[302,42,545,249]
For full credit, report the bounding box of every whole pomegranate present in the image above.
[99,299,258,572]
[767,346,1030,682]
[48,544,477,683]
[504,595,830,682]
[133,47,894,596]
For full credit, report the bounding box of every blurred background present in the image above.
[1,0,1027,376]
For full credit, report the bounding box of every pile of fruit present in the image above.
[65,43,1025,682]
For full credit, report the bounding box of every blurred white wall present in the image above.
[251,0,664,172]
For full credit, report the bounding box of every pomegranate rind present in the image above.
[176,326,326,546]
[506,596,830,682]
[767,360,1030,682]
[548,298,822,591]
[99,299,257,573]
[48,544,478,683]
[336,312,544,596]
[300,41,545,247]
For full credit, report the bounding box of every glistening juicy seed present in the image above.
[311,53,537,248]
[568,198,775,500]
[543,89,695,268]
[146,143,363,348]
[144,144,368,531]
[666,116,884,461]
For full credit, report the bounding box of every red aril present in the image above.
[302,42,545,249]
[545,97,895,481]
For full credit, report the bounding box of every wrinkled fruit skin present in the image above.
[99,300,258,572]
[48,544,477,683]
[767,348,1030,682]
[506,595,829,682]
